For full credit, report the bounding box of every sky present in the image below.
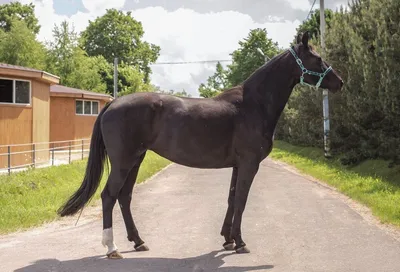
[7,0,348,96]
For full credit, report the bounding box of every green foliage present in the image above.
[45,21,107,93]
[0,2,40,34]
[198,62,230,98]
[227,28,281,86]
[198,28,280,98]
[0,152,170,234]
[79,9,160,83]
[292,9,335,45]
[277,0,400,165]
[152,85,192,97]
[0,19,46,69]
[270,141,400,227]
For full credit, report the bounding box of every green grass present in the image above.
[0,151,170,235]
[270,141,400,227]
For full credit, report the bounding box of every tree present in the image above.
[227,28,281,86]
[292,9,335,45]
[45,21,107,93]
[198,28,281,98]
[151,85,192,97]
[0,19,46,69]
[79,9,160,83]
[0,2,40,34]
[198,62,230,98]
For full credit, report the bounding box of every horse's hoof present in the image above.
[235,246,250,254]
[107,250,123,259]
[135,243,149,252]
[223,241,235,251]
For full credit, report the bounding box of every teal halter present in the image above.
[289,47,332,89]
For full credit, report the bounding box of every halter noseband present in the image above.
[289,47,332,89]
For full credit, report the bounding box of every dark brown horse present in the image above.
[58,32,343,259]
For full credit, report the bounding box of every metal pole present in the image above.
[32,144,35,168]
[320,0,331,158]
[81,139,84,160]
[113,57,118,98]
[69,141,71,164]
[7,146,10,175]
[51,143,54,166]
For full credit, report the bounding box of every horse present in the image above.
[57,31,344,259]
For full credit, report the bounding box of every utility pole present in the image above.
[256,48,270,62]
[320,0,331,158]
[113,57,118,99]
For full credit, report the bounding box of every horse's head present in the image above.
[290,31,343,93]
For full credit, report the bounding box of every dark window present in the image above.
[84,101,91,114]
[0,79,13,103]
[76,100,100,115]
[15,80,30,104]
[92,101,99,114]
[75,100,83,114]
[0,79,30,104]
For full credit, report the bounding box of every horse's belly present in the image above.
[149,129,235,168]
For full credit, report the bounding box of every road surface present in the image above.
[1,159,400,271]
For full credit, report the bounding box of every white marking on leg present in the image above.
[102,227,118,254]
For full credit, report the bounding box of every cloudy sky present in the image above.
[10,0,348,96]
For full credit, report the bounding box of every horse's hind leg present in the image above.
[101,151,144,259]
[118,152,149,252]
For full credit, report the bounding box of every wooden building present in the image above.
[0,63,113,170]
[49,85,112,148]
[0,63,60,169]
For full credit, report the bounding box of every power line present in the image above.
[305,0,317,21]
[151,59,232,65]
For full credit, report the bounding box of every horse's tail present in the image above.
[57,101,113,217]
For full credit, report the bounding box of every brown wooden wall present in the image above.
[31,80,50,165]
[0,76,52,169]
[0,105,33,169]
[50,97,106,150]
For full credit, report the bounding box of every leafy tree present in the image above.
[292,9,335,45]
[0,2,40,34]
[198,62,230,98]
[45,21,107,93]
[198,28,280,97]
[79,9,160,83]
[0,19,46,69]
[227,28,281,86]
[152,85,192,97]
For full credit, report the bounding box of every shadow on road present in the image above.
[15,249,273,272]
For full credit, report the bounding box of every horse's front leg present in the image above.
[220,167,238,250]
[231,161,259,254]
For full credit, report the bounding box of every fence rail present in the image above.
[0,138,91,175]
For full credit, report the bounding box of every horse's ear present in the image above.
[296,33,302,44]
[302,31,310,47]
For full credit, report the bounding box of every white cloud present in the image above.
[19,0,302,97]
[285,0,312,11]
[82,0,126,13]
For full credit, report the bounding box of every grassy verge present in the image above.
[0,151,170,235]
[270,141,400,227]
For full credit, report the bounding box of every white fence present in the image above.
[0,138,91,175]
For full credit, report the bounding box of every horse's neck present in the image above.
[243,53,298,134]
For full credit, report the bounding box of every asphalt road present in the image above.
[1,159,400,272]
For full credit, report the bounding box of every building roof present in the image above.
[0,63,60,84]
[50,85,113,101]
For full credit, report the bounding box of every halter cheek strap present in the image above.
[289,47,332,89]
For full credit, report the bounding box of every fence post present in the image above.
[81,139,84,160]
[51,143,55,166]
[32,144,36,168]
[69,141,72,164]
[7,145,11,175]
